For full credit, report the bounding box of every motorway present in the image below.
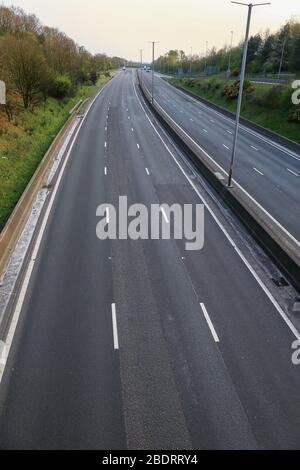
[142,72,300,244]
[0,69,299,449]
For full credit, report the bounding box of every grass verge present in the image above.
[0,74,113,232]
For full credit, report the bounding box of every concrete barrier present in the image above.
[138,73,300,292]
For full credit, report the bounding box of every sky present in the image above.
[2,0,300,61]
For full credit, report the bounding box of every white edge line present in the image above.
[200,303,220,343]
[0,78,116,383]
[133,77,300,341]
[111,303,119,350]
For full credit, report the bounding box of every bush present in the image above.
[50,75,73,99]
[223,79,254,100]
[288,108,300,123]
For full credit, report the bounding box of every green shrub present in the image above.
[50,75,73,99]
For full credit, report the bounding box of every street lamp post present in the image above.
[140,48,143,86]
[190,47,193,78]
[227,1,270,188]
[204,41,208,74]
[149,41,159,104]
[278,36,286,82]
[227,30,234,78]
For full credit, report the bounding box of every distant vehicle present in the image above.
[122,66,126,71]
[146,66,151,73]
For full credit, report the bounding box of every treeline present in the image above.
[0,5,125,110]
[156,18,300,76]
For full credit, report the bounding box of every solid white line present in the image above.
[111,304,119,350]
[200,303,220,343]
[287,168,299,177]
[133,78,300,341]
[253,167,264,176]
[223,144,230,150]
[0,78,117,383]
[145,168,150,175]
[251,145,258,151]
[161,207,170,224]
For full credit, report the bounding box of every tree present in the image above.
[0,33,49,108]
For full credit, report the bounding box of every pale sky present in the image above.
[2,0,300,61]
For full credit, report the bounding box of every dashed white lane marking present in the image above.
[131,128,134,132]
[104,167,107,175]
[190,118,194,122]
[105,127,107,131]
[200,303,220,343]
[227,130,232,134]
[223,144,230,150]
[251,145,258,151]
[106,115,109,119]
[128,116,131,120]
[111,304,119,350]
[287,168,299,177]
[253,167,264,176]
[202,128,208,133]
[137,143,140,149]
[145,168,150,176]
[104,142,107,148]
[210,119,215,123]
[161,207,170,224]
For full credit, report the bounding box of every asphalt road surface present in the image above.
[142,72,300,245]
[0,70,299,450]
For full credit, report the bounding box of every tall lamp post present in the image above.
[204,41,208,74]
[140,48,143,86]
[278,36,286,82]
[190,47,193,78]
[149,41,159,104]
[227,1,270,188]
[227,30,234,78]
